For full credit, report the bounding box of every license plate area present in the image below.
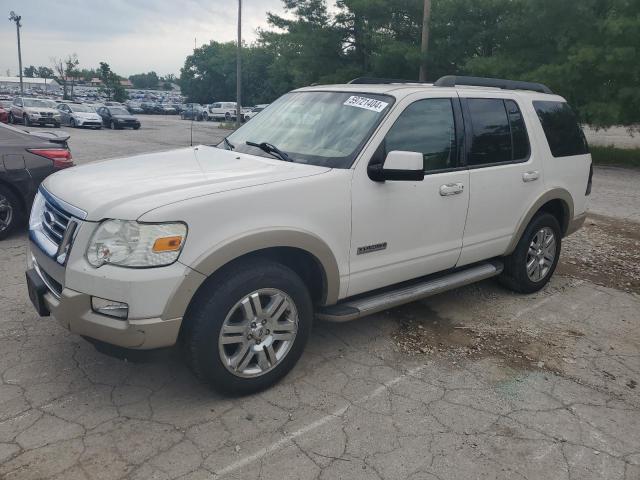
[26,268,50,317]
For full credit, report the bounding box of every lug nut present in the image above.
[266,329,270,334]
[251,322,257,328]
[262,319,267,325]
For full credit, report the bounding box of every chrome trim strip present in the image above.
[317,261,504,322]
[39,186,87,220]
[32,256,61,300]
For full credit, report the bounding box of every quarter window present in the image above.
[533,101,589,157]
[384,98,457,172]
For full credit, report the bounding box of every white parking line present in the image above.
[213,364,427,478]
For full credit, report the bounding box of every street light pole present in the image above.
[9,11,24,95]
[419,0,431,82]
[236,0,242,129]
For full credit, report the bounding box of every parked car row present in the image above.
[2,97,142,130]
[178,102,269,122]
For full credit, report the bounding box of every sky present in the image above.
[0,0,288,78]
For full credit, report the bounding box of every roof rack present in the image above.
[434,75,553,94]
[348,77,429,85]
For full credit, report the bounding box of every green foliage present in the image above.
[97,62,127,102]
[590,146,640,168]
[129,71,159,89]
[23,65,38,77]
[178,0,639,126]
[37,66,54,79]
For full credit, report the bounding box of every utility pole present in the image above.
[9,11,24,95]
[419,0,431,82]
[236,0,242,129]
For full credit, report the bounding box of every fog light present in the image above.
[91,296,129,319]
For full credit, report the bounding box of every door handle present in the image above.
[522,170,539,182]
[439,183,464,196]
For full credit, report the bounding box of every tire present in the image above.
[8,113,14,124]
[202,112,208,121]
[0,186,21,240]
[184,259,312,395]
[24,115,30,127]
[71,118,77,128]
[224,112,231,121]
[498,212,562,294]
[133,125,140,130]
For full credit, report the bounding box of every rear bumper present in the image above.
[565,212,587,236]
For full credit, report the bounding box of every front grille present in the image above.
[42,200,71,247]
[40,112,54,117]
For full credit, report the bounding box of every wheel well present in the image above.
[179,247,328,342]
[538,199,569,235]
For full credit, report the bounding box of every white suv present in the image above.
[207,102,251,122]
[26,76,592,394]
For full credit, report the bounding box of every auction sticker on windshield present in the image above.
[343,96,389,112]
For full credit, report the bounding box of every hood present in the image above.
[112,114,137,121]
[43,146,330,221]
[73,112,101,120]
[25,107,58,114]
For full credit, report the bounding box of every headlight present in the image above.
[86,220,187,268]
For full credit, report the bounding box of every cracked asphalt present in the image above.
[1,117,638,479]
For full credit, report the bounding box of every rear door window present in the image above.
[533,101,589,157]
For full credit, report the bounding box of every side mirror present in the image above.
[368,151,425,182]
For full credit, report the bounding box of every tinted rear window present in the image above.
[467,98,527,166]
[533,101,589,157]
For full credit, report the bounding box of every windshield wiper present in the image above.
[246,141,292,162]
[222,137,235,150]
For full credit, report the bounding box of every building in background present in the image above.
[0,76,60,91]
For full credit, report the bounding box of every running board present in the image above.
[316,260,503,322]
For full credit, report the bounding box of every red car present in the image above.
[0,101,9,123]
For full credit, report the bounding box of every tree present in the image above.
[64,54,80,98]
[129,71,159,89]
[178,0,640,127]
[23,65,37,77]
[98,62,127,102]
[37,66,54,80]
[51,57,69,98]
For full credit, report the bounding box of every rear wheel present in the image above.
[184,259,312,394]
[0,186,20,240]
[499,212,561,293]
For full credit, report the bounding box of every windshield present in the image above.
[109,107,130,115]
[70,104,95,113]
[23,98,55,108]
[221,91,393,168]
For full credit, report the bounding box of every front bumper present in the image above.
[33,117,60,126]
[37,282,182,349]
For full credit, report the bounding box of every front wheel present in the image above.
[24,115,30,127]
[184,260,312,394]
[8,113,14,124]
[499,212,561,294]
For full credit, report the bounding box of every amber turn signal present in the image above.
[152,236,183,252]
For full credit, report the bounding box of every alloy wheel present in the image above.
[0,194,14,233]
[526,227,556,282]
[218,288,298,378]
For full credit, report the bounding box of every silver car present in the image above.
[57,103,103,129]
